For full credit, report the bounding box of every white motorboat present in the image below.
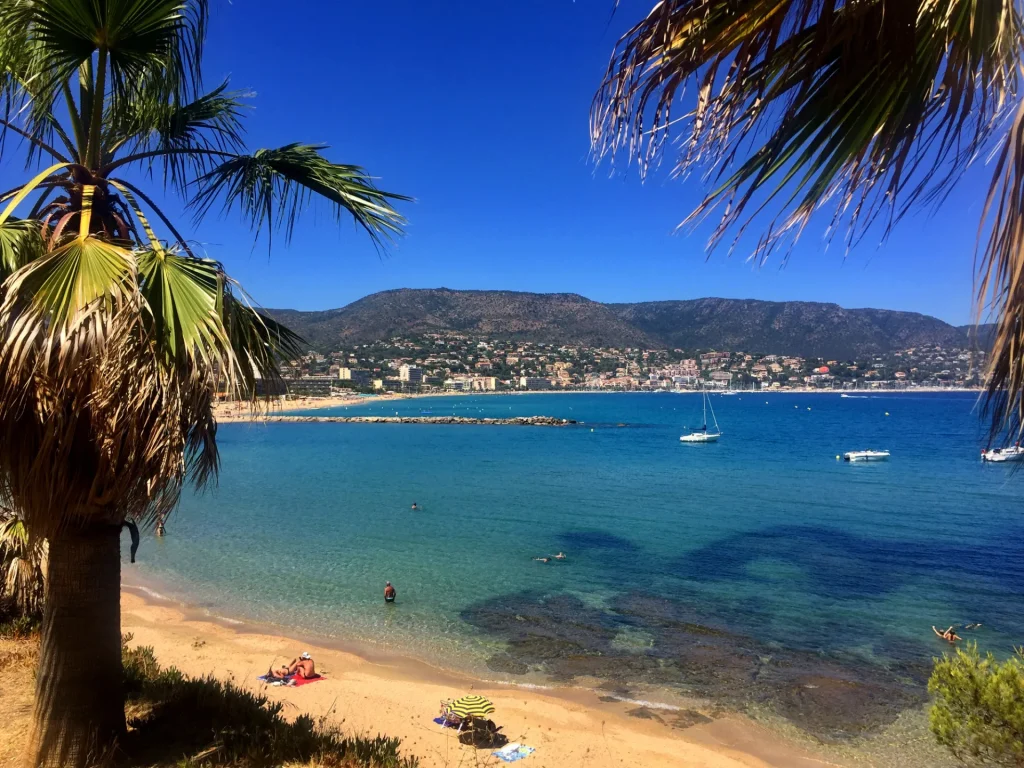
[680,388,722,443]
[843,450,890,462]
[981,445,1024,463]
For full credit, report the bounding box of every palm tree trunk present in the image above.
[26,524,125,768]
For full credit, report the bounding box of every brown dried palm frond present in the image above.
[593,0,1024,437]
[978,98,1024,441]
[593,1,1020,256]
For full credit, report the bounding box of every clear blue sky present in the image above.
[166,1,987,324]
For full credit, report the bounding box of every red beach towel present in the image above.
[290,674,324,687]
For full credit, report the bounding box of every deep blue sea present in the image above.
[129,391,1024,747]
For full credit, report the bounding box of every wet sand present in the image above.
[120,591,841,768]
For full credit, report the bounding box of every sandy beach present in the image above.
[119,591,840,768]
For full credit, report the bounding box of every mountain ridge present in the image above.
[265,288,986,360]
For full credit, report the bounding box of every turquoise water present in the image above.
[130,391,1024,743]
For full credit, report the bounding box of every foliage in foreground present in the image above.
[929,642,1024,767]
[119,635,419,768]
[0,508,46,617]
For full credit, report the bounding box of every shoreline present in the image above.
[119,587,841,768]
[213,388,982,424]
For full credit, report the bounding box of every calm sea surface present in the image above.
[129,391,1024,753]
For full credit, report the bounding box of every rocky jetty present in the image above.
[250,415,577,426]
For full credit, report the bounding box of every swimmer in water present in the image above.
[933,625,961,644]
[384,581,396,602]
[553,552,566,560]
[411,502,418,510]
[533,557,551,564]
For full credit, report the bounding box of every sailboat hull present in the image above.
[680,432,720,443]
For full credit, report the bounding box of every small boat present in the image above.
[680,388,722,443]
[843,450,890,462]
[981,445,1024,463]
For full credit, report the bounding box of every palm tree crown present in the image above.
[0,2,408,765]
[0,0,408,538]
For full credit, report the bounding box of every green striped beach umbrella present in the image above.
[448,695,495,719]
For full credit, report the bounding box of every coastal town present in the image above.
[279,332,986,396]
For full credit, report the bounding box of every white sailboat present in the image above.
[680,388,722,443]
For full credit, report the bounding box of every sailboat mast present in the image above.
[707,389,720,434]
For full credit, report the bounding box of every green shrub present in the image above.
[929,642,1024,766]
[0,600,40,638]
[119,635,418,767]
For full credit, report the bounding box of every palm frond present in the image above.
[978,98,1024,442]
[592,0,1022,259]
[103,80,248,194]
[0,512,47,615]
[0,218,44,282]
[105,79,247,181]
[137,247,225,365]
[189,143,410,249]
[20,0,206,104]
[222,284,304,396]
[1,236,135,341]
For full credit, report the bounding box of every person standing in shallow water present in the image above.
[384,581,396,603]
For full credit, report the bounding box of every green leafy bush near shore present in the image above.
[929,643,1024,766]
[121,635,419,767]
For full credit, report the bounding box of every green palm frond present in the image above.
[137,247,225,364]
[105,79,248,185]
[0,219,44,281]
[22,0,206,102]
[3,235,135,337]
[190,143,411,249]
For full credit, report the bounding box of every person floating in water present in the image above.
[533,557,551,564]
[155,514,166,537]
[933,625,961,644]
[268,652,315,680]
[384,581,396,602]
[410,502,418,510]
[552,552,566,560]
[964,622,983,630]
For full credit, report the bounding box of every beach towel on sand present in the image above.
[493,743,535,763]
[257,674,324,687]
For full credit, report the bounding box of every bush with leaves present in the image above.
[929,642,1024,766]
[119,634,418,767]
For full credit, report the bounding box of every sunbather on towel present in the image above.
[268,651,316,679]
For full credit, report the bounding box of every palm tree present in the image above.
[591,0,1024,436]
[0,1,407,765]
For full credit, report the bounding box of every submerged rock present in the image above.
[461,588,929,742]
